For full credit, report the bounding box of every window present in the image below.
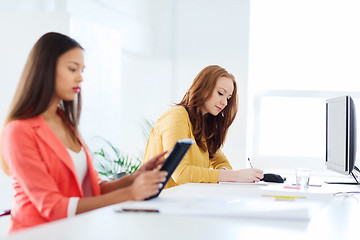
[248,0,360,171]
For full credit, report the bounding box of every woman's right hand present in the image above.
[218,168,264,183]
[129,169,168,201]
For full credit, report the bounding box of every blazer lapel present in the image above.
[30,116,83,193]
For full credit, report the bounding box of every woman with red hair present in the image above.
[142,65,263,188]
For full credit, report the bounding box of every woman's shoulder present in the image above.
[156,106,190,127]
[3,116,43,135]
[162,106,189,118]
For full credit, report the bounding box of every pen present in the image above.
[248,158,254,168]
[120,208,159,213]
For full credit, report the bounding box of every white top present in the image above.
[66,147,87,217]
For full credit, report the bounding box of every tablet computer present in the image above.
[146,138,194,200]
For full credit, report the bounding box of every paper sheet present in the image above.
[114,183,332,221]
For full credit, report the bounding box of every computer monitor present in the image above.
[326,95,359,184]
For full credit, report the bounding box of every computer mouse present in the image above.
[261,173,286,183]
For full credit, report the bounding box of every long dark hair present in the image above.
[1,32,83,174]
[178,65,238,158]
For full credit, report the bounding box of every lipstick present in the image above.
[73,87,81,93]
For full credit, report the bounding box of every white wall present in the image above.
[0,11,70,128]
[67,0,250,169]
[64,0,175,156]
[0,0,250,164]
[0,0,250,212]
[0,7,71,236]
[173,0,250,169]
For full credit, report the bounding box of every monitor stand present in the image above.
[325,181,360,185]
[325,170,360,185]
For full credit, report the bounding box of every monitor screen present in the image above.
[326,96,357,176]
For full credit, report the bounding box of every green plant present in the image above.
[93,137,141,179]
[92,119,155,180]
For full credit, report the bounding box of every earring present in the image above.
[221,112,224,117]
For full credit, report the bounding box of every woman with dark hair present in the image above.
[142,65,263,188]
[0,32,167,233]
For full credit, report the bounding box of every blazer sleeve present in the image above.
[2,121,71,221]
[210,150,233,170]
[159,108,220,185]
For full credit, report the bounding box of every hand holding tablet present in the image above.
[145,138,194,200]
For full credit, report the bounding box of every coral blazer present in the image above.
[1,115,101,233]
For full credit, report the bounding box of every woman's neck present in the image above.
[42,99,60,121]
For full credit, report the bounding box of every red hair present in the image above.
[178,65,238,158]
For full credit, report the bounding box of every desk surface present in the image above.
[6,180,360,240]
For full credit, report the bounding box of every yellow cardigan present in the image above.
[142,106,232,188]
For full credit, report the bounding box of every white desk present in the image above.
[6,180,360,240]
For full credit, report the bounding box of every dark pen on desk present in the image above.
[117,208,159,213]
[248,158,254,168]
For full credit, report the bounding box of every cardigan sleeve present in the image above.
[210,149,233,170]
[2,121,70,221]
[157,107,221,185]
